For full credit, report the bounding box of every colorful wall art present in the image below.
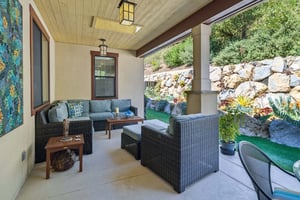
[0,0,23,137]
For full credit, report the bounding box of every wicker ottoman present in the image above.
[121,119,168,160]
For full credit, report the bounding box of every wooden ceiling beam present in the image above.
[136,0,262,57]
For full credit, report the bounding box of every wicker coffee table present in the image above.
[105,116,144,139]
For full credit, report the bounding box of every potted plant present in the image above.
[219,112,241,155]
[219,97,250,155]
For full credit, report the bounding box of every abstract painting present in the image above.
[0,0,23,137]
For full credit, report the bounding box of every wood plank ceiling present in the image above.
[33,0,262,55]
[33,0,212,51]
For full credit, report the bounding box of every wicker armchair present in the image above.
[141,113,219,193]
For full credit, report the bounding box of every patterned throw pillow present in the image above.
[67,103,83,118]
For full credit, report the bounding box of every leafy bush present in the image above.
[163,44,184,67]
[211,0,300,65]
[163,37,193,67]
[151,60,160,71]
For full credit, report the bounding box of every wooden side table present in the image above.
[105,116,144,139]
[45,134,84,179]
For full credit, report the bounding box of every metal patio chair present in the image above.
[238,141,300,200]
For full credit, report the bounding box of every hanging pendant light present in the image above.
[118,0,136,26]
[99,38,108,56]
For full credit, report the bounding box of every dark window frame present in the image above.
[90,51,119,100]
[30,5,50,115]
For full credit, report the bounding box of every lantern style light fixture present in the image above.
[99,38,108,56]
[118,0,136,26]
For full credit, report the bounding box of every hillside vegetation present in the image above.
[144,0,300,70]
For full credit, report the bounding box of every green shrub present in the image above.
[163,37,193,67]
[151,60,160,71]
[163,44,184,67]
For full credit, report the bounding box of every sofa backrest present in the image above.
[90,100,111,113]
[167,113,219,139]
[111,99,131,112]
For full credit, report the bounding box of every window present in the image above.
[91,51,118,99]
[30,6,50,115]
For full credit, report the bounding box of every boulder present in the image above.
[290,74,300,87]
[233,64,243,73]
[222,65,234,76]
[234,81,268,99]
[253,66,271,81]
[290,86,300,102]
[239,114,269,138]
[268,73,290,92]
[223,74,242,88]
[165,79,173,87]
[211,81,221,92]
[290,56,300,72]
[218,89,235,100]
[210,67,222,81]
[269,120,300,148]
[271,56,285,72]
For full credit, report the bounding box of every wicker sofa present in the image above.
[141,113,219,193]
[35,99,138,163]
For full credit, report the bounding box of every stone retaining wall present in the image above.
[145,56,300,108]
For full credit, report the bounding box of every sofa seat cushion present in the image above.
[48,103,68,122]
[89,112,113,121]
[111,99,131,112]
[90,100,111,113]
[67,116,90,122]
[123,124,142,141]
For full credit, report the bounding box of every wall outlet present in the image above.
[21,151,26,162]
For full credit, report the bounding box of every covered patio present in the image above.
[3,0,298,199]
[16,129,299,200]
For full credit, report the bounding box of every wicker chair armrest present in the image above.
[130,106,138,116]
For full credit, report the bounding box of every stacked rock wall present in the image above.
[145,56,300,107]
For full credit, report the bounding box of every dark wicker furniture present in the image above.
[121,120,168,160]
[121,131,141,160]
[238,141,300,200]
[141,113,220,193]
[35,105,93,163]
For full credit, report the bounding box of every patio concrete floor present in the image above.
[16,129,299,200]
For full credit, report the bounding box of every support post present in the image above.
[186,24,217,115]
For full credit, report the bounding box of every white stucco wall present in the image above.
[0,1,56,199]
[55,43,144,116]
